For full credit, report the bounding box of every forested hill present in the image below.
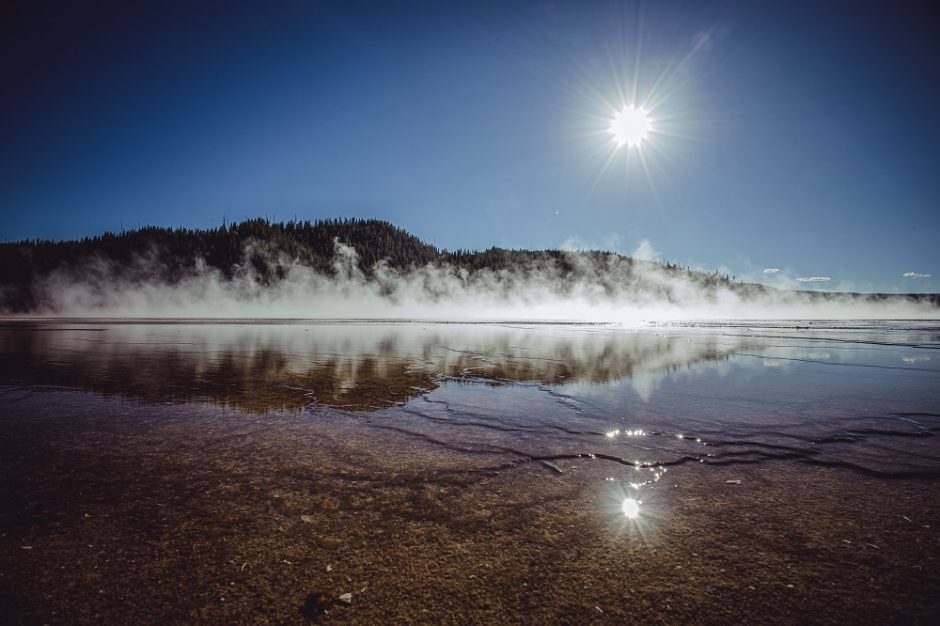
[0,218,935,313]
[3,218,440,279]
[0,219,434,310]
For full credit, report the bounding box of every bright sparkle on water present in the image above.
[622,498,641,519]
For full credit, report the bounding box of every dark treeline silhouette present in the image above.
[1,219,437,310]
[1,218,936,313]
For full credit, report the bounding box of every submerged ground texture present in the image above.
[1,321,938,624]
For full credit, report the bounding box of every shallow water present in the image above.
[1,320,939,624]
[2,320,938,479]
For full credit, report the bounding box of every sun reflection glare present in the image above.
[606,428,646,439]
[622,498,641,519]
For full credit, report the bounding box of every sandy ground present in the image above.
[1,393,939,625]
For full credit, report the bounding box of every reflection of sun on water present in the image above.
[622,497,641,519]
[605,428,646,439]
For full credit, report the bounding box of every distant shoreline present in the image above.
[2,317,939,326]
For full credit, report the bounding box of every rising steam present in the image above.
[10,238,939,321]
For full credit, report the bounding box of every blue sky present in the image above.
[1,0,937,292]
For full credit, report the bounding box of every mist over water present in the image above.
[12,241,939,321]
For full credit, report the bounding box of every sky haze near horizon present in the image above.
[1,0,937,293]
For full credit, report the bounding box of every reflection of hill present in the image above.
[0,322,756,413]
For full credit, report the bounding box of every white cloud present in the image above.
[763,268,780,274]
[902,272,931,279]
[795,276,831,282]
[631,239,660,262]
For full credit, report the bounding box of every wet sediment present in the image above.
[1,390,938,625]
[1,321,939,624]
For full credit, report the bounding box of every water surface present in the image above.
[1,320,938,624]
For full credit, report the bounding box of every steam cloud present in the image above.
[631,239,660,262]
[8,239,938,321]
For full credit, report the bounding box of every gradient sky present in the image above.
[1,0,937,292]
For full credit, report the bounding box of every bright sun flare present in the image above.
[622,497,641,519]
[610,105,652,148]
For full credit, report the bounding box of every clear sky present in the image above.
[1,0,937,292]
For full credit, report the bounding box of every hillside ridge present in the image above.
[1,218,936,313]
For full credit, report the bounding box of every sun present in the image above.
[610,105,652,148]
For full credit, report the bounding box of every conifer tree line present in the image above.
[1,218,933,312]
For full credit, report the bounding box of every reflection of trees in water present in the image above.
[0,324,756,413]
